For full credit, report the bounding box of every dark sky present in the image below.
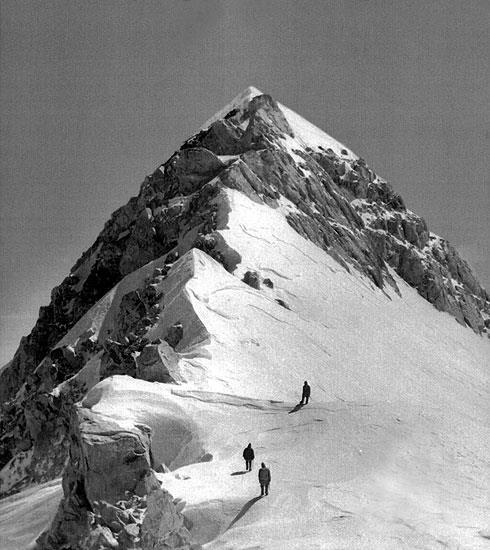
[1,0,489,364]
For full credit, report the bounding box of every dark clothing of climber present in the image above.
[243,443,255,471]
[301,381,311,405]
[258,463,271,495]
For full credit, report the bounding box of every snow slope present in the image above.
[0,479,61,550]
[2,187,488,549]
[279,101,357,159]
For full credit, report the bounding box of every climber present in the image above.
[243,443,255,471]
[258,462,271,496]
[300,381,311,405]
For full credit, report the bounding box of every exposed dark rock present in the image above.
[243,271,261,290]
[193,233,227,268]
[194,231,242,273]
[357,192,488,333]
[193,119,244,155]
[165,147,225,196]
[135,342,180,384]
[0,339,106,494]
[49,346,83,384]
[165,323,184,349]
[166,250,180,264]
[263,278,274,288]
[101,340,137,378]
[140,486,192,549]
[216,159,266,204]
[240,94,294,149]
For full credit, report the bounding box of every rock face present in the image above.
[70,408,153,505]
[0,150,223,404]
[136,342,180,384]
[1,88,489,499]
[36,404,191,550]
[242,271,261,290]
[351,193,488,332]
[140,488,193,550]
[307,149,489,332]
[187,94,488,331]
[164,323,185,350]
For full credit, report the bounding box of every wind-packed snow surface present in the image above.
[2,187,489,549]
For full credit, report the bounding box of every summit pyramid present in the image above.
[0,89,489,549]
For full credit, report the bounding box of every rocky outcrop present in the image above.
[136,342,180,383]
[190,99,393,291]
[69,409,153,505]
[352,195,488,332]
[0,263,174,488]
[0,343,97,494]
[242,271,261,290]
[308,145,488,333]
[0,149,225,404]
[141,487,193,550]
[164,323,184,350]
[36,405,192,550]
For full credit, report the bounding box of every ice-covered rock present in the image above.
[36,400,191,549]
[140,486,192,549]
[136,342,180,383]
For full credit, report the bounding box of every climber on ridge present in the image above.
[300,380,311,405]
[258,462,271,496]
[243,443,255,471]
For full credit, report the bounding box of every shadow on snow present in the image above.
[288,403,305,414]
[226,496,263,531]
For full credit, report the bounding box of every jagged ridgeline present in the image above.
[0,87,489,548]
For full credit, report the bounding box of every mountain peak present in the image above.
[240,84,263,97]
[1,82,489,549]
[201,85,264,129]
[202,86,357,161]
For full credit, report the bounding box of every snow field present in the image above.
[82,188,490,547]
[1,186,488,549]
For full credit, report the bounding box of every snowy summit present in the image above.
[0,88,489,550]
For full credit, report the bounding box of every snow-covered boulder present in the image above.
[36,395,192,550]
[135,342,180,383]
